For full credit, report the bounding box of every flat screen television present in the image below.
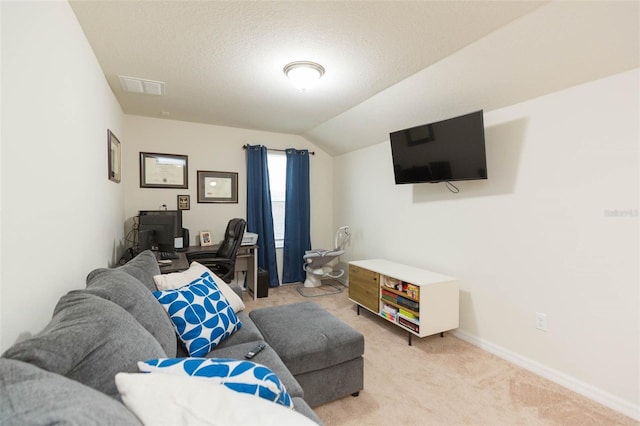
[389,110,487,184]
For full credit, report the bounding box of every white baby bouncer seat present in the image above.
[303,226,351,288]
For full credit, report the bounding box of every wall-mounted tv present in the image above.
[389,110,487,184]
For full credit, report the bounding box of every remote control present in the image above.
[245,343,266,359]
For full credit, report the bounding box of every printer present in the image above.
[241,232,259,246]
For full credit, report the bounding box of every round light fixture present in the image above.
[283,61,325,92]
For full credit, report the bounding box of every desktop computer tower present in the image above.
[257,268,269,298]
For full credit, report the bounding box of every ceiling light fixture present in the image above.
[283,61,325,92]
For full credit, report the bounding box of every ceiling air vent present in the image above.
[118,76,164,95]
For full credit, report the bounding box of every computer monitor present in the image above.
[139,210,183,249]
[139,210,182,236]
[138,213,176,253]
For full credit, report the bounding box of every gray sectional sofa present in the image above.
[0,250,364,425]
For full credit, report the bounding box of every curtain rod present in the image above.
[242,144,315,155]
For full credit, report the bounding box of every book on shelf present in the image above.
[398,313,419,325]
[381,303,398,321]
[381,289,397,299]
[398,316,419,332]
[399,308,418,319]
[381,294,396,304]
[382,303,398,314]
[381,311,397,321]
[406,284,419,300]
[396,295,419,311]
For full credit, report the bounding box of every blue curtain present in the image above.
[282,149,311,284]
[245,145,280,287]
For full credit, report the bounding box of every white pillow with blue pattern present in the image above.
[138,357,293,408]
[152,271,241,357]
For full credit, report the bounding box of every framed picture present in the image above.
[200,231,213,246]
[140,152,188,189]
[107,130,121,183]
[197,170,238,203]
[177,194,190,210]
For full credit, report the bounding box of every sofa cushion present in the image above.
[153,261,245,312]
[88,249,160,292]
[0,358,141,426]
[86,268,177,357]
[139,357,293,408]
[249,302,364,375]
[153,271,241,356]
[214,311,263,349]
[115,372,317,425]
[2,291,166,399]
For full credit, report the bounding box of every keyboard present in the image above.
[157,251,179,260]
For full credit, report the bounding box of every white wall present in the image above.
[335,70,639,417]
[122,115,334,282]
[0,1,124,351]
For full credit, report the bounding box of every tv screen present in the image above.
[390,110,487,184]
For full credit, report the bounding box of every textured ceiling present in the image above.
[69,1,638,155]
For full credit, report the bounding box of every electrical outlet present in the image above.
[535,312,548,331]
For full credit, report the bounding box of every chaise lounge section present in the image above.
[250,302,365,408]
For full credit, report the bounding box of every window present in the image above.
[267,152,286,248]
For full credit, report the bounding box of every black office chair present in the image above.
[187,218,246,283]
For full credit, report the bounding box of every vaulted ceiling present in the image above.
[69,1,639,155]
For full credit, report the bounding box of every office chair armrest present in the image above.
[199,258,236,283]
[186,251,219,262]
[203,258,234,268]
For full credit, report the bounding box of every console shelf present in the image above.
[348,259,459,345]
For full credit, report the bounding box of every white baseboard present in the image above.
[452,329,640,421]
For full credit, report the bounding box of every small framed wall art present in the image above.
[197,170,238,203]
[200,231,213,246]
[107,130,121,183]
[177,194,190,210]
[140,152,188,189]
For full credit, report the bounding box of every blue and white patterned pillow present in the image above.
[153,272,241,357]
[138,358,293,408]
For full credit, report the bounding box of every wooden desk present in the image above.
[159,245,259,300]
[157,252,189,274]
[233,245,259,300]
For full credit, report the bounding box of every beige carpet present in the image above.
[243,283,637,426]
